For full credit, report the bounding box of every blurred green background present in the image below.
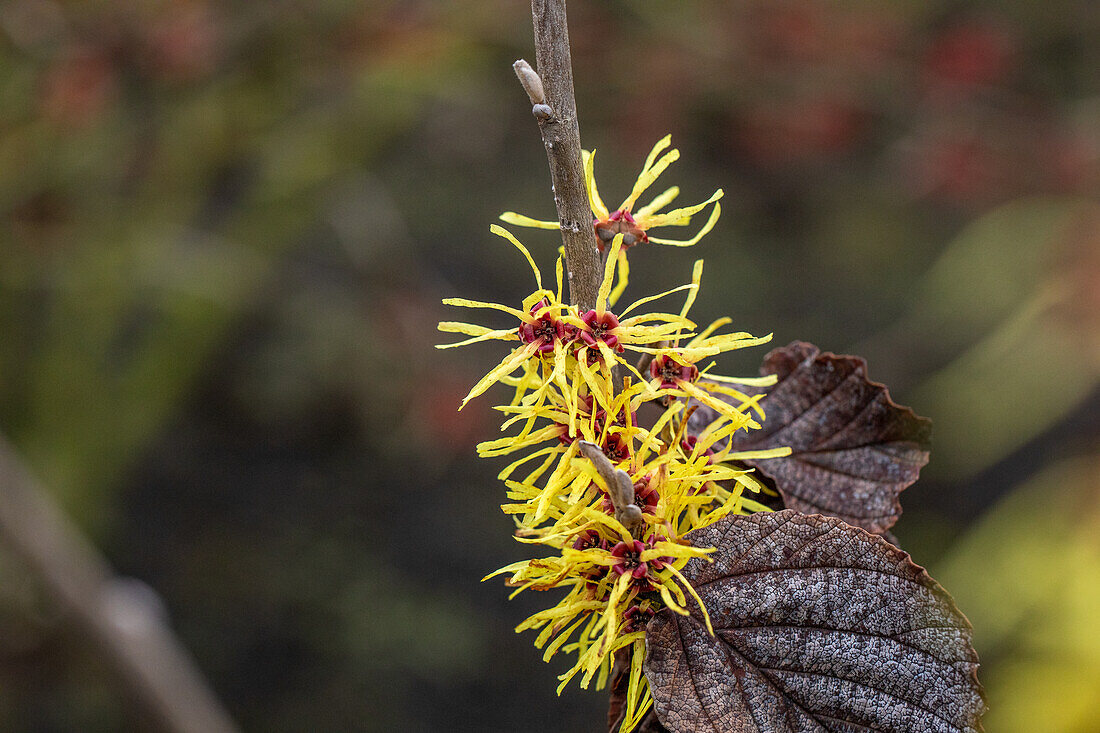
[0,0,1097,730]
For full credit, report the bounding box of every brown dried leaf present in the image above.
[691,341,931,534]
[645,511,984,733]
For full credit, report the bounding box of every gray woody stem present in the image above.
[577,441,643,537]
[0,437,239,733]
[520,0,602,312]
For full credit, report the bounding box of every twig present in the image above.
[0,436,239,733]
[518,0,602,312]
[577,441,643,537]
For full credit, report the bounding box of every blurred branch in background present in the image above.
[0,436,238,733]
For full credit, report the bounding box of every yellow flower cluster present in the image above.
[501,134,723,280]
[438,138,789,731]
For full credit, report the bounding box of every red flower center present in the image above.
[572,530,604,552]
[611,540,649,580]
[681,435,715,461]
[650,354,699,389]
[644,535,673,571]
[579,309,623,352]
[594,210,648,251]
[518,301,565,354]
[623,604,656,632]
[602,434,631,463]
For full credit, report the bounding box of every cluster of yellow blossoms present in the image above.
[438,137,789,731]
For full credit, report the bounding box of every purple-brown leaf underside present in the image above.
[689,342,932,534]
[644,511,984,733]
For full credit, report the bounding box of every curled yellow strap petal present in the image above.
[606,631,646,656]
[726,446,793,461]
[608,248,630,308]
[672,259,704,344]
[612,354,650,390]
[437,321,496,337]
[435,326,517,349]
[693,380,755,401]
[667,563,714,636]
[582,149,610,220]
[692,332,774,353]
[477,424,563,456]
[542,616,587,661]
[555,255,564,304]
[627,343,699,355]
[639,188,723,228]
[592,573,633,661]
[633,185,681,219]
[481,559,531,582]
[621,673,653,733]
[691,317,732,344]
[621,148,680,213]
[497,445,559,483]
[617,325,696,345]
[574,351,612,413]
[560,311,587,329]
[679,259,704,321]
[551,334,570,394]
[460,345,536,409]
[640,542,713,562]
[675,380,752,430]
[656,579,689,616]
[583,509,634,545]
[698,491,744,527]
[442,297,530,321]
[490,224,543,292]
[634,404,681,463]
[618,283,697,319]
[640,134,672,177]
[556,651,587,695]
[695,382,766,422]
[499,211,560,229]
[703,372,779,387]
[533,440,581,523]
[596,234,623,315]
[620,638,647,729]
[648,199,722,247]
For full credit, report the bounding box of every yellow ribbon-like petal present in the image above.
[608,248,630,308]
[633,185,681,219]
[435,323,517,349]
[442,297,530,320]
[638,189,723,229]
[499,211,560,229]
[490,224,543,292]
[648,199,722,247]
[596,234,623,315]
[621,148,680,213]
[582,149,610,220]
[460,345,537,408]
[703,372,779,388]
[640,134,672,179]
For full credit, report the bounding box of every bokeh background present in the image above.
[1,0,1098,730]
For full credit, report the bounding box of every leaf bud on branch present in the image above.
[577,440,644,537]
